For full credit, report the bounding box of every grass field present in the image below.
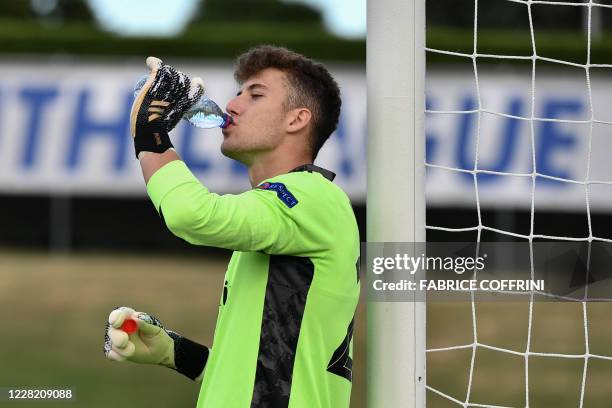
[0,250,366,408]
[1,250,611,407]
[427,299,612,407]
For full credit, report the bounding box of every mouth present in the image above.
[221,114,235,129]
[221,122,234,137]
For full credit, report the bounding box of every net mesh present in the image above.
[425,1,612,406]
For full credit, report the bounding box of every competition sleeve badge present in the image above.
[257,182,298,208]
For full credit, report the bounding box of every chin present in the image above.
[220,143,236,158]
[220,142,248,163]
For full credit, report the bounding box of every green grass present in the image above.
[0,250,366,407]
[427,300,612,407]
[2,250,609,407]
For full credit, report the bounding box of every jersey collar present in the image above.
[290,164,336,181]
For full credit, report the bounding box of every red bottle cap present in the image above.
[121,318,138,334]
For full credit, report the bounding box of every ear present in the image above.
[285,108,312,134]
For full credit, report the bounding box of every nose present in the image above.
[226,96,241,117]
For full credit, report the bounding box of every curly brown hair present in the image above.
[234,45,341,160]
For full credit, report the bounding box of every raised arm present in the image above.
[146,159,306,253]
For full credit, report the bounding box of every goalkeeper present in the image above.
[104,46,360,408]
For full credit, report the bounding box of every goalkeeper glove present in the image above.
[130,56,204,158]
[103,306,209,381]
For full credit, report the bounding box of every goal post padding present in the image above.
[367,0,427,406]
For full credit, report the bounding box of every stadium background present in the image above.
[2,0,612,407]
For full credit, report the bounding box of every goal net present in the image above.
[425,1,612,407]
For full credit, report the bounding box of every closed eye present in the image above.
[251,94,263,99]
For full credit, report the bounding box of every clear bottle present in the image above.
[133,75,232,129]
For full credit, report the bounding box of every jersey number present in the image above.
[326,318,354,382]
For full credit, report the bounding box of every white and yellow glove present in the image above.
[130,56,204,158]
[103,306,209,381]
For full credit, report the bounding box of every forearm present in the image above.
[139,149,181,184]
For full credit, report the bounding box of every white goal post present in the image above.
[367,0,426,407]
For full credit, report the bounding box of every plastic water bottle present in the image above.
[133,75,232,129]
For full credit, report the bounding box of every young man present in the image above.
[104,46,360,408]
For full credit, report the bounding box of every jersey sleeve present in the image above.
[146,160,320,254]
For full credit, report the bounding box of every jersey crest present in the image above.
[257,182,298,208]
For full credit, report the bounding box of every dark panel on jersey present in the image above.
[251,256,314,408]
[327,318,354,382]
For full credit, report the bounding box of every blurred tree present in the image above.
[33,0,95,22]
[427,0,591,30]
[0,0,31,19]
[194,0,323,24]
[0,0,94,22]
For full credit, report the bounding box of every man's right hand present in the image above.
[130,56,204,158]
[104,306,175,368]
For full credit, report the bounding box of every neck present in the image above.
[247,151,312,187]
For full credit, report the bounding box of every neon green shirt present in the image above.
[147,160,360,408]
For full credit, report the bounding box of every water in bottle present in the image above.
[133,75,232,129]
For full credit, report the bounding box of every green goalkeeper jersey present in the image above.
[147,160,360,408]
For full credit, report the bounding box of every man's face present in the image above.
[221,68,291,164]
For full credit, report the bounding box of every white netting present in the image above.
[425,1,612,406]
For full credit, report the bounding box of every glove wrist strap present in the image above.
[173,336,210,381]
[134,122,173,158]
